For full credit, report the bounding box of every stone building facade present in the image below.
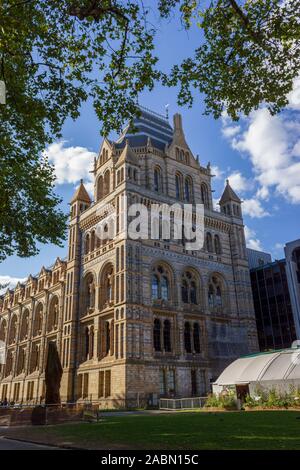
[0,107,259,407]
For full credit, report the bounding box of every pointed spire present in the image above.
[219,179,241,205]
[117,140,139,167]
[71,179,91,204]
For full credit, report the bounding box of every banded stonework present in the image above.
[0,107,259,407]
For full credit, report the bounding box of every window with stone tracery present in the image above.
[181,270,199,305]
[208,275,224,309]
[151,265,171,302]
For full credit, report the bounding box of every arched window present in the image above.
[181,270,199,305]
[175,173,182,199]
[190,281,197,304]
[97,175,103,201]
[181,279,188,303]
[84,326,89,360]
[216,286,222,306]
[99,263,114,309]
[154,167,162,192]
[105,321,110,355]
[193,323,201,353]
[184,322,192,353]
[104,170,110,196]
[33,303,43,336]
[83,273,95,313]
[0,319,7,343]
[163,320,171,352]
[161,276,169,301]
[153,319,161,351]
[201,183,209,208]
[151,275,159,299]
[85,234,90,255]
[151,265,172,302]
[47,296,59,332]
[208,284,214,307]
[184,177,193,202]
[206,233,213,252]
[9,315,18,345]
[214,235,222,254]
[208,275,224,309]
[91,231,95,252]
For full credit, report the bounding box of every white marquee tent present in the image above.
[213,348,300,397]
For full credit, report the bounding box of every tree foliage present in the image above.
[0,0,299,259]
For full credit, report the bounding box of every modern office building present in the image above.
[284,239,300,339]
[249,257,296,351]
[247,248,272,270]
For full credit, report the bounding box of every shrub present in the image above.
[205,391,237,410]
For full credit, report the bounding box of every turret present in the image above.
[219,179,242,218]
[70,179,91,219]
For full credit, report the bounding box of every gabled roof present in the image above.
[116,140,139,167]
[71,179,91,204]
[219,179,241,205]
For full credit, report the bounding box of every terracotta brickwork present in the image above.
[0,108,259,407]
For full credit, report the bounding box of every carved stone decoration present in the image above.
[45,342,63,405]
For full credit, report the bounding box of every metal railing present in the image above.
[159,396,207,410]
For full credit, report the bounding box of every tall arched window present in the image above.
[85,234,90,255]
[161,276,169,301]
[151,265,172,302]
[9,315,18,345]
[208,275,224,309]
[214,235,222,254]
[83,273,95,313]
[153,319,161,351]
[193,323,201,353]
[163,320,171,352]
[97,175,103,201]
[181,279,188,303]
[152,275,159,299]
[33,303,43,336]
[184,322,192,353]
[175,173,182,199]
[104,170,110,196]
[105,321,111,355]
[206,233,213,252]
[0,319,7,343]
[90,231,95,252]
[47,296,59,332]
[84,326,89,360]
[99,263,114,309]
[201,183,209,208]
[181,270,199,305]
[184,177,193,202]
[154,167,162,192]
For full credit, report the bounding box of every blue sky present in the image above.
[1,9,300,288]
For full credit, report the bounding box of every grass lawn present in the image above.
[3,410,300,450]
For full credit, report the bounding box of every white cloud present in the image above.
[226,171,253,193]
[44,141,96,190]
[256,186,269,201]
[222,125,241,138]
[222,77,300,204]
[244,226,263,251]
[211,165,224,180]
[243,198,270,218]
[0,276,27,295]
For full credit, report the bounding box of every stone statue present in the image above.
[45,342,63,405]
